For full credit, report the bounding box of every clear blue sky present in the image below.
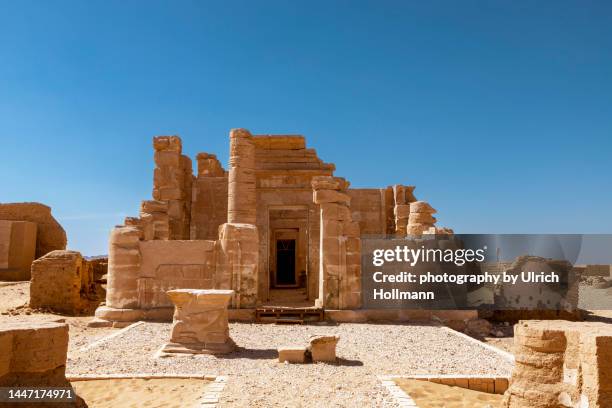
[1,1,611,255]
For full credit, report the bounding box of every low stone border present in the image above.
[66,373,227,408]
[200,375,228,407]
[389,374,509,394]
[78,321,144,352]
[0,281,28,287]
[439,325,515,363]
[378,375,418,407]
[379,374,510,407]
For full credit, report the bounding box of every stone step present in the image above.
[255,307,325,323]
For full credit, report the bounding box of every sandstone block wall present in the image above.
[313,176,362,309]
[30,250,100,314]
[191,153,228,240]
[407,201,437,235]
[252,134,334,302]
[0,202,66,258]
[152,136,193,240]
[503,320,612,408]
[392,184,417,235]
[0,220,37,280]
[216,223,259,308]
[137,240,216,308]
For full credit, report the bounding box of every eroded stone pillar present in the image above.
[392,185,416,235]
[216,223,259,308]
[313,176,362,309]
[105,226,141,309]
[162,289,235,354]
[503,320,612,408]
[228,129,256,224]
[407,201,437,235]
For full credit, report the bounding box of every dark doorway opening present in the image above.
[276,239,296,285]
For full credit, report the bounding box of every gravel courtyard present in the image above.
[67,322,513,407]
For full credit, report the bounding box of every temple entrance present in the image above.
[265,207,313,308]
[270,229,298,288]
[275,239,296,286]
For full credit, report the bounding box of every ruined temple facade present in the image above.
[95,129,449,324]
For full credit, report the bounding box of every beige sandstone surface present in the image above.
[0,202,67,258]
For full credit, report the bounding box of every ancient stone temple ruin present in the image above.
[95,129,448,324]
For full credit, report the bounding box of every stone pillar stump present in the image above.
[162,289,236,354]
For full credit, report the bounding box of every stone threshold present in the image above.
[91,306,478,325]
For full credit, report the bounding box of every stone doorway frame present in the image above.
[266,205,311,299]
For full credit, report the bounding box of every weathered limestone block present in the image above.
[162,289,235,354]
[106,226,141,309]
[408,212,437,224]
[0,220,37,280]
[153,135,182,151]
[410,201,437,214]
[151,136,192,240]
[503,320,612,408]
[217,223,259,308]
[313,190,351,205]
[197,153,226,177]
[309,335,339,362]
[0,202,66,258]
[140,200,170,240]
[0,321,68,386]
[407,201,438,236]
[278,346,307,363]
[30,250,100,315]
[252,135,306,150]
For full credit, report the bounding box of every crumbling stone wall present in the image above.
[30,250,100,314]
[96,130,449,323]
[503,320,612,408]
[0,202,67,258]
[252,134,334,301]
[0,220,36,280]
[313,176,362,309]
[191,153,228,240]
[152,136,193,240]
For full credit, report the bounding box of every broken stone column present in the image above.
[104,226,141,310]
[30,250,99,314]
[162,289,235,354]
[309,334,340,362]
[407,201,437,235]
[278,346,307,363]
[152,136,193,239]
[227,128,256,224]
[503,320,612,408]
[313,176,362,309]
[216,223,259,308]
[392,185,416,235]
